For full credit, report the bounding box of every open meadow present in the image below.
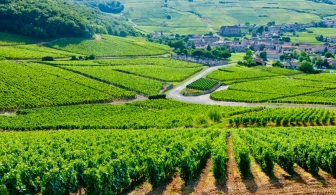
[117,0,333,34]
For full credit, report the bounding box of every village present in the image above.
[150,19,336,69]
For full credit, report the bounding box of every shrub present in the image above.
[148,94,166,100]
[42,56,54,61]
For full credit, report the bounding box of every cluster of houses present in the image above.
[172,54,227,66]
[150,19,336,68]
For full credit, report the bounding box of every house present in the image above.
[327,36,336,43]
[266,51,281,60]
[150,32,163,39]
[219,25,241,36]
[255,58,265,65]
[229,44,246,52]
[312,45,327,53]
[169,34,175,39]
[203,35,220,44]
[283,61,300,69]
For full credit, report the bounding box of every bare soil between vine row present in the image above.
[126,136,336,195]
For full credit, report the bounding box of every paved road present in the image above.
[168,64,336,109]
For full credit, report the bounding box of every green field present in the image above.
[207,66,279,83]
[118,0,328,34]
[187,78,219,90]
[0,32,43,46]
[46,35,170,56]
[62,66,165,96]
[0,61,135,110]
[285,28,336,45]
[0,45,79,59]
[0,99,259,130]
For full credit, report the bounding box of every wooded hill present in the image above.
[0,0,136,38]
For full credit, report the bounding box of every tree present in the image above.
[272,60,282,67]
[316,34,324,42]
[220,50,231,59]
[207,44,212,51]
[325,52,334,58]
[259,51,267,61]
[183,49,189,57]
[281,37,291,42]
[243,49,253,60]
[191,42,196,49]
[299,61,314,73]
[42,56,54,61]
[257,26,264,34]
[167,15,172,20]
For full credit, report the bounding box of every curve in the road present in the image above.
[168,64,336,109]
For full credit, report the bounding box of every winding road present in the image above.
[168,64,336,109]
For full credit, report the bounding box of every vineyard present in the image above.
[0,61,135,110]
[187,78,220,91]
[1,126,336,194]
[0,129,219,194]
[206,66,278,82]
[210,90,283,102]
[0,99,261,130]
[96,58,203,68]
[42,58,203,68]
[61,66,165,96]
[275,89,336,105]
[252,66,301,75]
[229,107,336,127]
[295,73,336,83]
[111,65,202,82]
[0,32,42,46]
[232,127,336,179]
[45,35,170,56]
[0,45,79,59]
[211,77,336,103]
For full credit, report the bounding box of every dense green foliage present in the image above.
[187,78,219,91]
[0,99,261,130]
[0,0,135,38]
[237,127,336,177]
[46,35,170,56]
[211,132,229,180]
[0,45,79,59]
[231,131,251,178]
[230,108,336,127]
[0,129,217,194]
[0,32,42,46]
[0,62,134,110]
[62,66,165,96]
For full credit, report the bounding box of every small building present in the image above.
[266,51,281,60]
[327,36,336,43]
[169,34,176,39]
[283,61,300,69]
[150,32,163,39]
[255,58,265,65]
[219,25,241,36]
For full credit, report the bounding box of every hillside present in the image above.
[0,0,136,38]
[78,0,336,34]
